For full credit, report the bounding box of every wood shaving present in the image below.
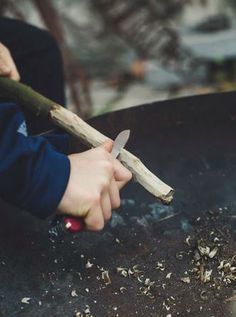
[198,245,210,257]
[202,269,212,283]
[180,277,190,284]
[200,290,208,301]
[119,286,127,294]
[185,236,191,246]
[117,267,128,277]
[21,297,31,304]
[175,252,184,260]
[101,270,111,285]
[156,262,166,271]
[71,290,78,297]
[166,273,172,279]
[208,247,218,259]
[75,305,93,317]
[85,260,94,269]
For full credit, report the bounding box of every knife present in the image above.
[111,130,130,159]
[49,129,130,236]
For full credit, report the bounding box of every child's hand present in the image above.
[0,42,20,81]
[57,140,132,231]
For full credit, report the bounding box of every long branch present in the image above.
[0,77,174,203]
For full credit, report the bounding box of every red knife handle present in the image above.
[50,216,85,235]
[63,217,84,233]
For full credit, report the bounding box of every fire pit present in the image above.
[0,92,236,316]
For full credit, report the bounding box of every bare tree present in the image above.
[33,0,92,117]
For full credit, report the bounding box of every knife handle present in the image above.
[63,217,84,233]
[50,216,84,235]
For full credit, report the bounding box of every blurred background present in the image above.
[1,0,236,117]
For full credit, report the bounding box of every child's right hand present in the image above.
[57,139,132,231]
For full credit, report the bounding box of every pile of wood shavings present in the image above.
[182,232,236,286]
[116,265,155,298]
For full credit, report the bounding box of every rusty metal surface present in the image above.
[0,92,236,316]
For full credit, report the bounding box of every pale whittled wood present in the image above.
[119,149,174,203]
[50,107,174,203]
[50,106,107,147]
[0,77,174,203]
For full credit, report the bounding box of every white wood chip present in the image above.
[21,297,31,304]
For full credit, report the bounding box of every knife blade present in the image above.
[111,129,130,159]
[50,129,130,236]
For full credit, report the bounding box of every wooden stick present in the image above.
[0,77,174,203]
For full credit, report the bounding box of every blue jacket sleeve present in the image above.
[0,102,70,218]
[42,130,71,154]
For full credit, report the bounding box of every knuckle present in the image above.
[86,218,104,231]
[100,148,111,160]
[101,180,109,191]
[83,191,100,206]
[102,160,113,173]
[96,147,106,156]
[91,193,101,205]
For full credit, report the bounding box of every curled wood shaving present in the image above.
[101,270,111,285]
[21,297,31,304]
[75,305,93,317]
[117,267,128,277]
[200,290,208,301]
[71,290,78,297]
[156,262,166,271]
[185,236,191,246]
[119,286,127,294]
[85,260,93,269]
[166,273,172,279]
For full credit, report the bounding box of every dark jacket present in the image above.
[0,102,70,218]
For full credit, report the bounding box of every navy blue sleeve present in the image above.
[0,102,70,218]
[42,130,71,154]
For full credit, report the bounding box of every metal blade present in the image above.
[111,129,130,159]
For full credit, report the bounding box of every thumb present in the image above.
[100,139,113,153]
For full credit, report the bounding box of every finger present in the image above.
[0,62,11,76]
[117,180,127,190]
[0,46,20,81]
[84,204,104,231]
[101,191,112,222]
[0,59,20,81]
[9,65,20,81]
[100,139,113,153]
[109,178,120,209]
[113,159,132,182]
[7,55,20,81]
[0,65,20,81]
